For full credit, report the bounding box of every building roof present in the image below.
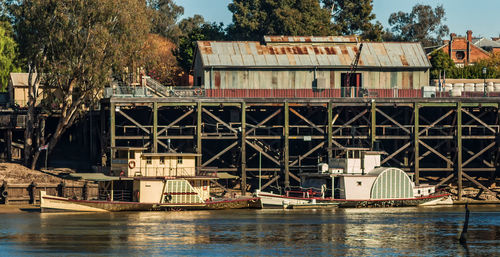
[196,41,431,69]
[264,35,358,44]
[9,73,41,87]
[473,38,500,49]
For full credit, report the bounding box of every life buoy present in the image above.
[194,88,202,96]
[1,190,7,198]
[128,160,136,169]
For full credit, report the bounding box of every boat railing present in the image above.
[99,190,133,202]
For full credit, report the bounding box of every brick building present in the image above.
[430,31,498,67]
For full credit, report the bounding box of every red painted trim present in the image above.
[164,192,198,195]
[258,193,449,202]
[205,197,261,205]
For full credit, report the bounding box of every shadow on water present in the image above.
[0,205,498,256]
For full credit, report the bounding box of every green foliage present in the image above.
[8,0,150,164]
[387,4,449,47]
[147,0,184,43]
[0,21,20,91]
[429,50,455,79]
[227,0,335,40]
[174,22,226,72]
[322,0,383,41]
[430,50,500,79]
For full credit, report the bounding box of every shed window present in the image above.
[357,181,362,186]
[160,157,165,164]
[129,151,135,159]
[177,157,183,164]
[146,157,152,164]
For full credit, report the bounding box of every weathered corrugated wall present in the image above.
[202,68,429,90]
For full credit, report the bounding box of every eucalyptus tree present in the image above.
[227,0,335,40]
[7,0,150,168]
[387,4,449,47]
[322,0,383,41]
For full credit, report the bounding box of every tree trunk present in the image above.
[24,70,38,167]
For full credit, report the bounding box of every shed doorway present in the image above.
[341,73,362,97]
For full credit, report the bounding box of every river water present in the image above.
[0,205,498,256]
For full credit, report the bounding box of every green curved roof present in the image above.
[370,167,414,199]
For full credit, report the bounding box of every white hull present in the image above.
[418,195,453,206]
[255,191,312,207]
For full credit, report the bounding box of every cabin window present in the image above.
[146,157,152,164]
[357,181,362,186]
[177,157,183,164]
[455,51,465,60]
[129,151,135,159]
[418,190,421,194]
[160,157,165,164]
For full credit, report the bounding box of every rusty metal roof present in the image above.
[264,35,358,44]
[197,41,431,69]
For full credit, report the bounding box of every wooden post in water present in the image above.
[29,181,37,204]
[459,203,470,245]
[1,181,8,204]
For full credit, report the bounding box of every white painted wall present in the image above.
[340,176,377,200]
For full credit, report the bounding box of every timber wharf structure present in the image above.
[101,96,500,201]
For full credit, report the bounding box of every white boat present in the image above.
[40,151,262,212]
[255,147,451,208]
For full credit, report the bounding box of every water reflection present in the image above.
[0,205,498,256]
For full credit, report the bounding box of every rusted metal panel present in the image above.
[196,41,430,68]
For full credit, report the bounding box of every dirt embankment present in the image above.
[0,162,83,185]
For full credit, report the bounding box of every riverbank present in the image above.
[0,204,40,213]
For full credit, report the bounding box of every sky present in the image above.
[175,0,500,38]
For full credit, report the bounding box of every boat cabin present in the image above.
[111,147,199,177]
[105,148,214,203]
[298,148,436,200]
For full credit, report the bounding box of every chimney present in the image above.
[466,30,472,42]
[450,33,457,40]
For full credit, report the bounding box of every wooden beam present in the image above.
[414,102,419,185]
[418,109,454,136]
[153,102,158,153]
[157,109,194,135]
[116,109,150,134]
[333,109,367,134]
[246,109,282,136]
[419,140,454,165]
[289,107,324,134]
[241,102,247,196]
[381,141,411,165]
[290,142,325,167]
[260,175,280,191]
[436,174,454,187]
[202,141,238,167]
[376,108,411,134]
[202,107,238,134]
[245,140,280,166]
[463,172,500,200]
[462,108,496,133]
[457,102,463,201]
[284,102,290,189]
[462,141,496,167]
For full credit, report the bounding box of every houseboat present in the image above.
[255,148,451,208]
[40,148,261,212]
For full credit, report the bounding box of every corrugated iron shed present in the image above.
[197,41,431,69]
